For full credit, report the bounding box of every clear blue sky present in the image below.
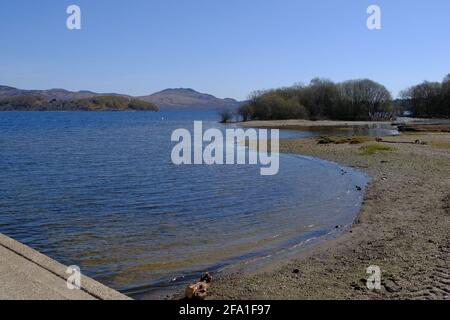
[1,0,449,100]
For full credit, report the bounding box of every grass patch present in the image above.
[431,141,450,149]
[359,144,395,155]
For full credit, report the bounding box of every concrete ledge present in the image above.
[0,233,131,300]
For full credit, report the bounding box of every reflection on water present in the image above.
[0,111,368,298]
[276,125,399,139]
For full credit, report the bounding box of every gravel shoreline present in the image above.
[209,132,450,300]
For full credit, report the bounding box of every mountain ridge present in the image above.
[0,85,242,111]
[139,88,241,111]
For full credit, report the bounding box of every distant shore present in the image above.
[237,118,450,134]
[210,131,450,300]
[239,119,394,129]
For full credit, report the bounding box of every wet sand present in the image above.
[210,132,450,300]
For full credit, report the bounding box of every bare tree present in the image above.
[219,110,232,123]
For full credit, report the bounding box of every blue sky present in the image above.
[1,0,449,100]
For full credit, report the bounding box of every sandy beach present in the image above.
[210,131,450,300]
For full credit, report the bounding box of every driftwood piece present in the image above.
[185,282,210,300]
[378,139,427,145]
[185,272,213,300]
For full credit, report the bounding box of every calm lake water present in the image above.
[0,111,369,298]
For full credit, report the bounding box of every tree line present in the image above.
[400,74,450,118]
[234,75,449,122]
[237,78,393,121]
[0,95,159,112]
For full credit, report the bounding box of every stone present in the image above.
[200,272,212,284]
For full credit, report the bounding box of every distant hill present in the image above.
[0,85,127,101]
[0,87,158,112]
[0,86,242,111]
[139,88,242,111]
